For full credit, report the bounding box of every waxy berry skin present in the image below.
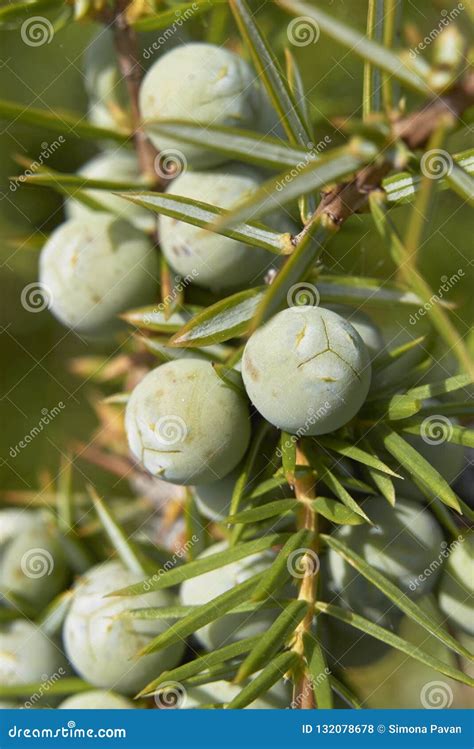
[327,497,445,612]
[58,691,135,709]
[0,511,68,609]
[159,164,288,291]
[242,305,371,436]
[39,214,158,336]
[63,561,184,696]
[125,359,251,485]
[327,304,384,359]
[183,678,290,709]
[139,43,273,167]
[0,621,68,687]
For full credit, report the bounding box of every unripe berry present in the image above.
[327,497,445,613]
[0,509,39,544]
[58,690,135,709]
[242,306,371,435]
[320,550,402,668]
[39,215,158,336]
[179,542,278,650]
[438,534,473,635]
[183,678,290,708]
[0,621,68,686]
[65,150,154,233]
[63,561,184,695]
[125,359,251,485]
[327,304,384,359]
[194,466,241,521]
[139,43,273,167]
[0,511,68,609]
[158,165,288,292]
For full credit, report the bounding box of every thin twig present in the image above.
[291,443,319,710]
[316,72,474,228]
[109,0,161,184]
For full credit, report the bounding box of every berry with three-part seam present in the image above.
[242,306,371,435]
[326,304,384,359]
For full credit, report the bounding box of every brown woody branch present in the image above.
[316,72,474,228]
[106,1,161,184]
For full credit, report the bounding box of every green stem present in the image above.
[363,0,379,120]
[382,0,402,112]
